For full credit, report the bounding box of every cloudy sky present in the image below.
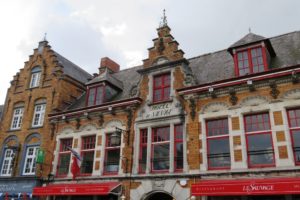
[0,0,299,104]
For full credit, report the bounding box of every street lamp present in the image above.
[110,127,128,146]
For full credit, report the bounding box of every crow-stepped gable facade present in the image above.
[1,15,300,200]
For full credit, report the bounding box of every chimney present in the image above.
[99,57,120,74]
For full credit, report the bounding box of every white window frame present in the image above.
[32,104,46,127]
[10,107,24,130]
[23,146,39,175]
[0,149,15,176]
[30,72,41,88]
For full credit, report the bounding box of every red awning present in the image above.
[33,182,120,196]
[191,177,300,196]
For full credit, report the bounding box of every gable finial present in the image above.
[159,9,168,28]
[43,32,47,41]
[248,27,252,33]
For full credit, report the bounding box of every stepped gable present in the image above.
[0,105,3,119]
[143,25,185,68]
[53,51,92,84]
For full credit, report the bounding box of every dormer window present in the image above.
[236,46,266,76]
[153,73,171,103]
[87,84,118,106]
[30,66,41,88]
[87,85,104,106]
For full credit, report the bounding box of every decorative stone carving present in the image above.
[240,96,269,107]
[229,88,238,105]
[281,88,300,99]
[202,102,229,113]
[75,117,81,130]
[98,113,104,127]
[153,179,165,190]
[269,80,280,99]
[80,124,97,132]
[189,98,196,121]
[105,119,123,129]
[130,85,138,97]
[61,127,75,135]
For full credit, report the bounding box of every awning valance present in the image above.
[33,182,120,196]
[191,177,300,196]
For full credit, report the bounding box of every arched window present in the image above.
[29,66,41,88]
[32,98,46,127]
[0,136,19,177]
[10,102,25,130]
[22,133,41,175]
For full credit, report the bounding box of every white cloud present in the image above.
[1,0,300,104]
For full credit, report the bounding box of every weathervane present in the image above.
[159,9,168,28]
[248,27,252,33]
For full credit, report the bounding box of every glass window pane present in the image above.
[247,134,274,166]
[208,137,230,168]
[105,149,120,172]
[153,144,169,170]
[80,151,94,174]
[175,143,183,169]
[57,154,71,175]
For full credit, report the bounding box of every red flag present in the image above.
[68,147,82,179]
[71,156,80,179]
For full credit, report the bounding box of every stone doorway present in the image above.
[145,192,174,200]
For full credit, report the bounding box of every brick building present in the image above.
[1,17,300,200]
[0,40,91,199]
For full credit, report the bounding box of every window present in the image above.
[29,66,41,88]
[287,108,300,165]
[245,113,275,167]
[153,73,171,102]
[80,136,95,175]
[32,103,46,127]
[139,129,148,173]
[206,118,230,169]
[236,47,266,76]
[104,134,120,174]
[23,146,39,175]
[11,107,24,130]
[0,149,15,176]
[87,85,105,106]
[174,124,184,171]
[57,139,72,176]
[151,126,170,172]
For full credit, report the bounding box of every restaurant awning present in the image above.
[191,177,300,196]
[33,182,120,196]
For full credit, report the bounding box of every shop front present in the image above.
[33,182,121,200]
[0,178,40,199]
[191,177,300,200]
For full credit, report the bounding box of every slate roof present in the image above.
[190,31,300,84]
[86,68,124,90]
[0,105,4,119]
[229,32,266,48]
[54,52,92,84]
[66,31,300,111]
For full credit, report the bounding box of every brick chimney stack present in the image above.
[99,57,120,74]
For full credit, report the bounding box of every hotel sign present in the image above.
[145,103,173,119]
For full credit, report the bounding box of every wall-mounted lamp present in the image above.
[121,194,126,200]
[190,196,196,200]
[62,115,69,123]
[84,112,91,120]
[247,79,255,91]
[208,86,216,98]
[110,127,129,146]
